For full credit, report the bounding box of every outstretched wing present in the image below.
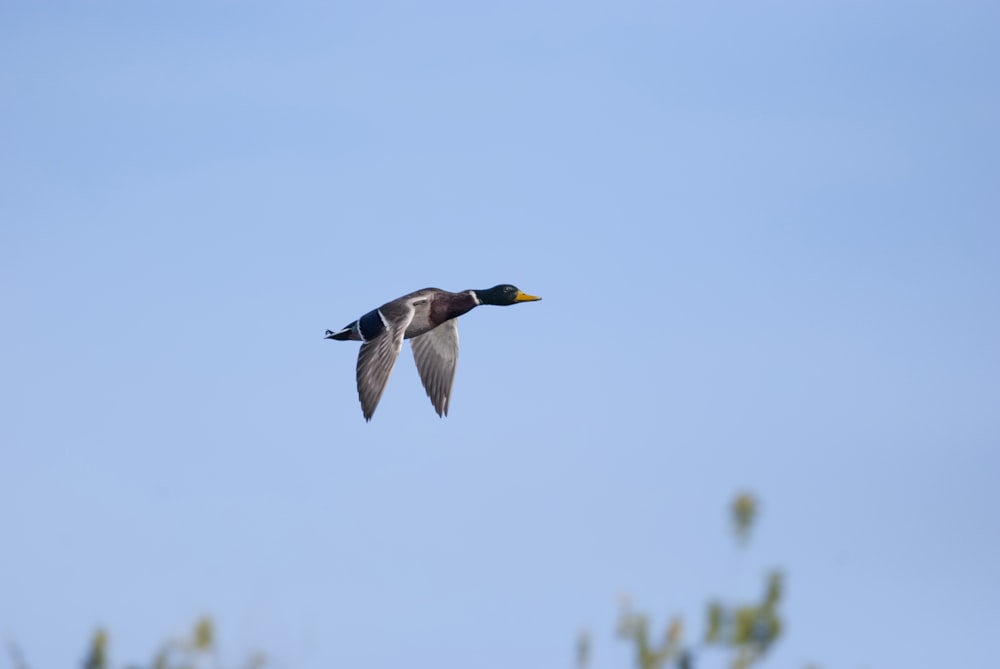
[356,306,415,421]
[410,318,459,417]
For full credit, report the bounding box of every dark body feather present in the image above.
[425,290,478,330]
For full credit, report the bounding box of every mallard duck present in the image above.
[325,284,541,421]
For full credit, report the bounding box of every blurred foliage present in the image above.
[70,617,269,669]
[703,570,783,669]
[577,628,592,669]
[731,493,758,545]
[591,492,803,669]
[6,491,821,669]
[83,630,108,669]
[616,605,689,669]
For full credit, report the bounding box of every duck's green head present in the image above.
[474,284,542,306]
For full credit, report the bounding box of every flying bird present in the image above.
[325,284,541,420]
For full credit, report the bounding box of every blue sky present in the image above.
[2,1,998,668]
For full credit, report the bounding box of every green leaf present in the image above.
[83,629,108,669]
[193,617,214,651]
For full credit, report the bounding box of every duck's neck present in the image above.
[470,286,506,306]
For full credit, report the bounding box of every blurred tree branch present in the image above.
[71,617,269,669]
[594,492,797,669]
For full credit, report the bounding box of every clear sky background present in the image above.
[2,2,998,668]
